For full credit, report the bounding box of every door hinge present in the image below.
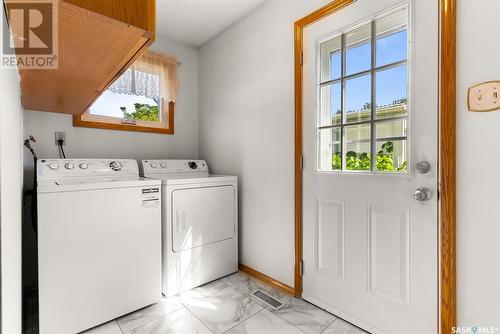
[299,155,304,170]
[300,51,304,65]
[300,260,304,276]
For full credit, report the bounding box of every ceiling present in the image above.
[156,0,267,47]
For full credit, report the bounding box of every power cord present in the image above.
[57,138,66,159]
[23,135,38,234]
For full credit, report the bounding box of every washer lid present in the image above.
[37,176,161,193]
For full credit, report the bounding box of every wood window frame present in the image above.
[73,101,175,134]
[294,1,456,333]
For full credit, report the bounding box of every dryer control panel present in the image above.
[142,160,209,175]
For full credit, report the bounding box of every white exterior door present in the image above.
[302,1,438,333]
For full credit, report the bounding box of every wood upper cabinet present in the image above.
[4,0,155,115]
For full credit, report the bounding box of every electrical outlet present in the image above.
[54,132,66,146]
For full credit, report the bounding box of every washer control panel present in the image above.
[142,160,209,175]
[37,159,139,179]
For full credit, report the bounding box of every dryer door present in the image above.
[171,185,235,252]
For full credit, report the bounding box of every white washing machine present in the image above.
[37,159,162,334]
[142,160,238,297]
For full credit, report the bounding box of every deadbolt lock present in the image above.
[415,161,431,174]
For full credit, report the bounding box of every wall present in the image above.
[0,7,25,333]
[456,0,500,328]
[198,0,330,287]
[23,35,199,180]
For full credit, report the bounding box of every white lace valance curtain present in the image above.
[108,50,179,104]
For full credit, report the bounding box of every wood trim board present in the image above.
[238,264,295,296]
[439,0,457,332]
[293,1,457,333]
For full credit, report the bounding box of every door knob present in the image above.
[415,161,431,174]
[414,187,432,201]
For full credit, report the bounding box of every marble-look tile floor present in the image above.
[81,271,367,334]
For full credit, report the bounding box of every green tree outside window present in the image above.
[332,141,407,172]
[120,103,160,122]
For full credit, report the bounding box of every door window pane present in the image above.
[376,119,407,139]
[331,52,342,80]
[376,8,408,67]
[345,74,371,123]
[320,36,341,83]
[375,140,407,172]
[319,127,342,171]
[376,120,407,172]
[344,124,371,171]
[376,30,407,67]
[345,24,371,75]
[320,83,342,126]
[376,64,407,119]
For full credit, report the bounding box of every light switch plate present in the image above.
[468,81,500,112]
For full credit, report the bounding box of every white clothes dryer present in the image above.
[142,160,238,297]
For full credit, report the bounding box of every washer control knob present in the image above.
[109,161,122,171]
[65,163,75,170]
[188,161,198,169]
[48,163,59,170]
[79,163,89,169]
[160,163,167,168]
[150,162,158,168]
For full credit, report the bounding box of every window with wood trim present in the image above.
[74,50,178,134]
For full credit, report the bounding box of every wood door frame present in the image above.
[293,0,456,333]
